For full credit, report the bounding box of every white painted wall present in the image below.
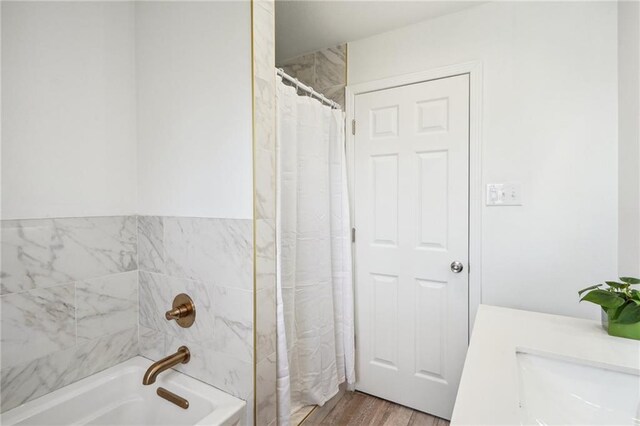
[1,2,137,219]
[2,1,254,220]
[348,1,619,319]
[618,1,640,277]
[135,1,253,219]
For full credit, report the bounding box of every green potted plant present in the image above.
[579,277,640,340]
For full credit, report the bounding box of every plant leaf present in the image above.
[605,281,628,289]
[580,290,625,309]
[578,284,602,296]
[631,290,640,301]
[608,304,626,321]
[615,302,640,324]
[620,277,640,285]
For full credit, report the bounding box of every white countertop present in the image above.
[451,304,640,425]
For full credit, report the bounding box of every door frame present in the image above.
[345,61,483,339]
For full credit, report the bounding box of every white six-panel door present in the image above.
[353,74,469,420]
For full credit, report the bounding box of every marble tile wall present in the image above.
[253,1,278,425]
[1,216,137,295]
[278,44,347,108]
[1,214,257,418]
[137,216,254,417]
[0,216,139,412]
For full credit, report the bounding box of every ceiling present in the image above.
[275,0,484,63]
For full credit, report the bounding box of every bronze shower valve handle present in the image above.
[165,304,190,320]
[165,293,196,328]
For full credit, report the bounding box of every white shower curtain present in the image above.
[275,76,355,426]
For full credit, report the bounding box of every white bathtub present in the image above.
[1,357,246,426]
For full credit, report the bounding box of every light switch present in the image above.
[486,183,522,206]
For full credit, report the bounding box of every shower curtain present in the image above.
[275,76,355,426]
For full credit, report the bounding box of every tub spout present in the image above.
[142,346,190,385]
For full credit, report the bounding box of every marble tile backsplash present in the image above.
[138,271,253,363]
[1,327,138,412]
[1,214,254,416]
[2,284,77,367]
[137,216,254,404]
[1,216,137,295]
[76,272,138,343]
[147,216,253,290]
[279,44,347,108]
[0,216,139,412]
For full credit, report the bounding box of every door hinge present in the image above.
[351,119,356,135]
[351,227,356,243]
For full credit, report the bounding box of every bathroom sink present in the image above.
[516,352,640,425]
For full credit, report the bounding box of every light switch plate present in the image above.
[486,182,522,206]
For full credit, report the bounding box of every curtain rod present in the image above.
[276,68,341,110]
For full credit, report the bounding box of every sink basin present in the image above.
[516,352,640,425]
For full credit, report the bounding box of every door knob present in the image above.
[450,261,464,273]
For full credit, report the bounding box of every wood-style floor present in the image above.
[301,391,450,426]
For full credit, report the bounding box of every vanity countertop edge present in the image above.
[451,304,640,425]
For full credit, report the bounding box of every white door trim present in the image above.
[345,60,483,338]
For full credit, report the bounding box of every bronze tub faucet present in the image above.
[142,346,191,385]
